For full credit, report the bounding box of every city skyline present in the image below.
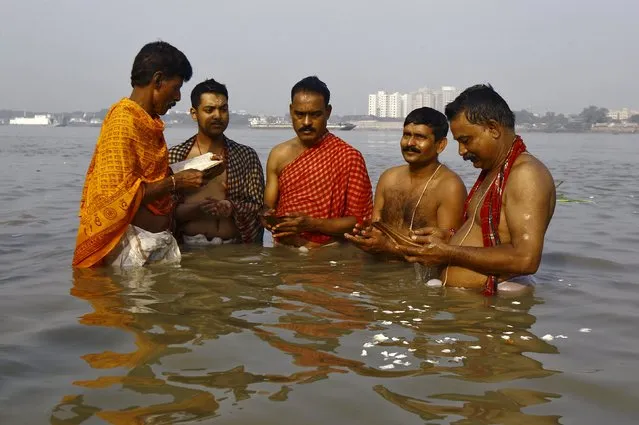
[2,101,639,121]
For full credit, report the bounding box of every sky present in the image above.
[1,0,637,116]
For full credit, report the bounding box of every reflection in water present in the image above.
[374,385,562,424]
[52,245,562,424]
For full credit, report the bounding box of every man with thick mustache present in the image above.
[263,76,373,248]
[345,107,466,266]
[397,85,556,295]
[73,41,204,268]
[169,78,265,246]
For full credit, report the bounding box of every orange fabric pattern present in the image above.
[72,98,173,268]
[275,132,373,244]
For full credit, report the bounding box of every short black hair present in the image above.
[445,84,515,130]
[130,41,193,87]
[291,76,330,107]
[190,78,229,108]
[404,107,449,141]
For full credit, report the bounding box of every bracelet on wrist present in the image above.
[170,175,176,192]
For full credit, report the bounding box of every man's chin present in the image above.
[205,129,226,138]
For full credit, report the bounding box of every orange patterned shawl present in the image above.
[72,98,173,268]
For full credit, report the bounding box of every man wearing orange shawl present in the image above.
[397,85,556,295]
[263,76,373,248]
[73,41,205,268]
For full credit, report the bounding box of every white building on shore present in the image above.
[607,108,638,121]
[367,86,460,118]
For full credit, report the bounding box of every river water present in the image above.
[0,126,637,424]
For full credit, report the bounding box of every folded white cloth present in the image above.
[106,225,181,268]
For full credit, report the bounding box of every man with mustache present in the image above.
[345,107,467,267]
[73,41,204,268]
[397,85,556,295]
[169,78,265,246]
[263,76,373,248]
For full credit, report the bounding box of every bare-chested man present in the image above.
[397,85,556,295]
[262,76,373,249]
[345,107,466,264]
[170,78,265,246]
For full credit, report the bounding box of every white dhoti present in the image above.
[182,234,237,247]
[106,225,181,268]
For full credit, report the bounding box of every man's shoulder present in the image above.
[376,165,406,188]
[380,164,406,179]
[269,137,298,157]
[226,138,262,170]
[507,153,555,197]
[328,133,359,151]
[226,137,259,157]
[510,153,553,184]
[168,137,195,152]
[436,165,467,197]
[167,136,196,163]
[103,99,136,124]
[325,134,366,165]
[439,164,465,186]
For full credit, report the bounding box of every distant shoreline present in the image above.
[1,121,636,135]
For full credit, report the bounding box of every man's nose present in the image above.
[458,143,467,156]
[175,91,181,102]
[303,115,312,125]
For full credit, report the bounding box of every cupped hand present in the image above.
[271,212,311,238]
[344,225,391,254]
[395,234,448,266]
[411,226,453,243]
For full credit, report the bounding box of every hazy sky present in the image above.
[1,0,637,116]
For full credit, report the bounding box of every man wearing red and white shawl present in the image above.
[397,85,556,295]
[169,78,265,245]
[263,76,373,248]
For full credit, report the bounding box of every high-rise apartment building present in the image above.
[368,86,459,118]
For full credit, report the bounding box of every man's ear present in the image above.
[326,104,332,119]
[152,71,164,89]
[190,107,197,121]
[436,137,448,154]
[486,119,501,140]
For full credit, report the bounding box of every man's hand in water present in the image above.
[199,198,233,218]
[344,223,391,254]
[395,233,450,266]
[271,212,312,238]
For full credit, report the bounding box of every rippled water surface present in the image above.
[1,126,638,424]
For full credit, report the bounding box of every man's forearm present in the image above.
[308,216,358,236]
[142,177,174,204]
[445,244,539,276]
